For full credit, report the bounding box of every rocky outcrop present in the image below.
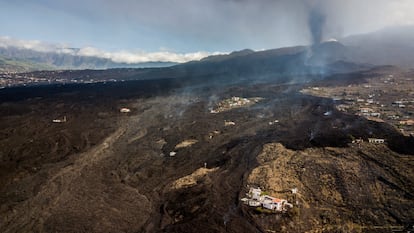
[247,143,414,232]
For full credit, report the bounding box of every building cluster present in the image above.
[0,72,51,87]
[241,187,293,212]
[0,70,122,88]
[352,138,385,144]
[210,96,262,113]
[301,73,414,136]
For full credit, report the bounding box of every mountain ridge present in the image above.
[0,46,177,72]
[1,26,413,82]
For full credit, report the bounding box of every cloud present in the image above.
[304,0,414,40]
[0,36,226,63]
[1,0,414,52]
[95,0,414,49]
[0,36,68,53]
[77,47,223,63]
[82,0,414,46]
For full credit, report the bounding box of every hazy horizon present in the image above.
[1,0,414,63]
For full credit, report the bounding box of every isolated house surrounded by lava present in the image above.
[261,195,292,212]
[243,187,293,212]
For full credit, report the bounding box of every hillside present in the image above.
[0,55,54,73]
[0,47,177,72]
[248,143,413,232]
[1,42,373,88]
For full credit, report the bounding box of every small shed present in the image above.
[52,116,67,123]
[120,108,131,113]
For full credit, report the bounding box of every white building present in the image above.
[261,195,292,211]
[370,113,381,117]
[52,116,67,123]
[248,200,261,207]
[368,138,385,144]
[249,187,262,200]
[244,188,293,212]
[120,108,131,113]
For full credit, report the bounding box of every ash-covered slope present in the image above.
[173,42,369,82]
[164,26,414,81]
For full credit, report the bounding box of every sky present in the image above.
[1,0,414,63]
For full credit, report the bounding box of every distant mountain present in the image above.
[199,49,255,63]
[167,26,414,83]
[3,25,412,83]
[184,25,414,80]
[165,42,370,85]
[0,46,177,72]
[46,43,368,85]
[339,25,414,68]
[8,42,372,86]
[0,55,55,73]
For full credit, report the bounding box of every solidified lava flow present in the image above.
[0,72,413,233]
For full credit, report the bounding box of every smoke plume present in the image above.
[303,0,327,44]
[308,4,326,44]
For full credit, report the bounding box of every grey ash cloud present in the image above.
[300,0,414,43]
[307,2,326,44]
